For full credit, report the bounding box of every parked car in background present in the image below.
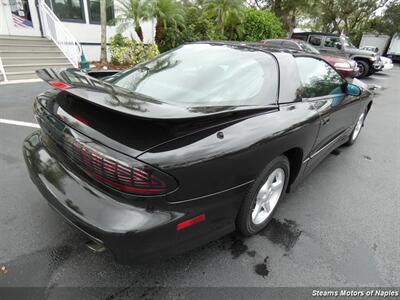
[387,33,400,62]
[380,57,394,71]
[24,42,373,263]
[291,32,383,78]
[359,33,391,55]
[261,39,359,78]
[360,46,394,71]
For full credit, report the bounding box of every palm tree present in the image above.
[153,0,185,44]
[204,0,244,36]
[224,8,244,40]
[116,0,154,41]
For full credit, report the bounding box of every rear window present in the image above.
[282,41,300,50]
[263,40,283,47]
[300,42,320,54]
[110,44,279,107]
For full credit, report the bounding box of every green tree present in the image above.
[247,0,310,35]
[365,1,400,37]
[116,0,154,41]
[204,0,245,36]
[158,6,222,52]
[153,0,186,44]
[308,0,390,44]
[242,9,286,41]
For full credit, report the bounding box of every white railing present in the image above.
[38,0,82,68]
[0,57,7,82]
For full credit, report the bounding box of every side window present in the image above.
[309,36,322,46]
[282,41,300,50]
[87,0,115,24]
[324,36,342,49]
[295,57,346,99]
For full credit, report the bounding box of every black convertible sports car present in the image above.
[23,42,373,264]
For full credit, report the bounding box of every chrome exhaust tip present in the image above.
[86,240,106,253]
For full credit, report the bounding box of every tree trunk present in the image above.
[287,10,296,37]
[135,25,144,42]
[274,0,282,18]
[100,0,107,64]
[155,20,163,44]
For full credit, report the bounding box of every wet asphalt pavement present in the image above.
[0,67,399,299]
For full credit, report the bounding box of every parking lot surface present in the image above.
[0,67,399,298]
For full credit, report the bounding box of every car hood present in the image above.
[320,54,358,68]
[320,54,349,63]
[345,47,376,57]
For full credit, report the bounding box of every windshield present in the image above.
[300,42,320,54]
[110,44,279,107]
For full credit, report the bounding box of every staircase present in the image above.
[0,35,73,81]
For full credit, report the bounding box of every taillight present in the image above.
[49,81,71,91]
[63,139,175,195]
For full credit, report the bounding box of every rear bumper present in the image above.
[23,131,249,264]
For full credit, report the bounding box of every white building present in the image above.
[0,0,154,81]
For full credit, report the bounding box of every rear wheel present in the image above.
[237,156,290,236]
[345,109,367,146]
[356,60,370,78]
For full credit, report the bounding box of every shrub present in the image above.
[243,9,286,42]
[110,34,160,66]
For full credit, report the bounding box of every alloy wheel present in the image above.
[352,112,365,141]
[357,62,365,76]
[251,168,285,225]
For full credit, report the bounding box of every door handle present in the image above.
[322,117,330,125]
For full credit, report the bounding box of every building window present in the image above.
[87,0,114,24]
[49,0,85,22]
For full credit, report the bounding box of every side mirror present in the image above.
[346,83,362,96]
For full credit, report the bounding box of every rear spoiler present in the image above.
[37,67,121,81]
[36,68,79,84]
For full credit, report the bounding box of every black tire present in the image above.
[356,60,370,79]
[236,156,290,236]
[345,108,367,146]
[367,67,377,76]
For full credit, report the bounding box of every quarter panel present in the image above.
[138,102,320,202]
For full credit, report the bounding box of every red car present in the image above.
[261,39,359,78]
